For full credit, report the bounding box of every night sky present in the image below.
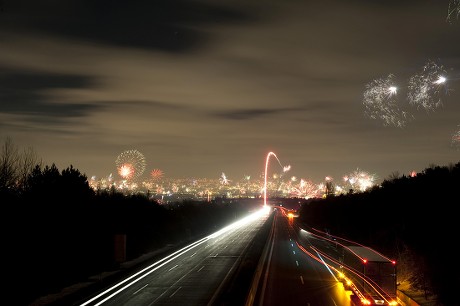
[1,0,459,185]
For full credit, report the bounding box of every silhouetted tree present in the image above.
[325,179,334,197]
[0,136,42,193]
[0,136,19,191]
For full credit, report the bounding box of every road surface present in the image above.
[79,207,271,306]
[252,207,355,306]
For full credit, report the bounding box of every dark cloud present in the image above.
[106,99,190,111]
[0,67,104,122]
[0,0,258,52]
[214,107,302,120]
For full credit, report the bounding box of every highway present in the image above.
[251,207,355,306]
[78,206,271,306]
[77,204,394,306]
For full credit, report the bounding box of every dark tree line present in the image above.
[1,138,256,305]
[298,161,460,306]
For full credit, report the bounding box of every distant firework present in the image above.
[289,178,318,199]
[219,172,230,185]
[115,149,146,180]
[452,126,460,149]
[118,164,134,180]
[447,0,460,23]
[343,168,376,192]
[407,60,448,112]
[363,74,413,128]
[150,169,164,180]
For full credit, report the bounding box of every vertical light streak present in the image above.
[264,151,284,206]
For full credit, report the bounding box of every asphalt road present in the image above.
[252,208,356,306]
[78,207,271,306]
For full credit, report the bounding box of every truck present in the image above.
[339,245,398,306]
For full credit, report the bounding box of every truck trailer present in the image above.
[339,245,398,306]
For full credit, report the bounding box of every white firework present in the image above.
[343,169,377,192]
[219,172,230,185]
[447,0,460,23]
[363,74,414,128]
[289,178,319,199]
[407,60,448,112]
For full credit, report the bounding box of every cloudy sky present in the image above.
[1,0,459,184]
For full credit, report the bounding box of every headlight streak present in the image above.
[80,207,269,306]
[209,206,269,238]
[80,237,209,306]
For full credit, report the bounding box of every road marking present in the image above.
[197,266,204,272]
[293,250,296,255]
[132,283,148,295]
[168,265,178,271]
[169,286,182,298]
[190,252,196,257]
[300,276,304,284]
[296,260,299,266]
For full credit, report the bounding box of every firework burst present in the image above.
[447,0,460,23]
[343,168,377,192]
[219,172,230,185]
[115,149,146,180]
[451,125,460,149]
[363,74,414,128]
[150,168,164,181]
[407,60,448,112]
[289,178,319,199]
